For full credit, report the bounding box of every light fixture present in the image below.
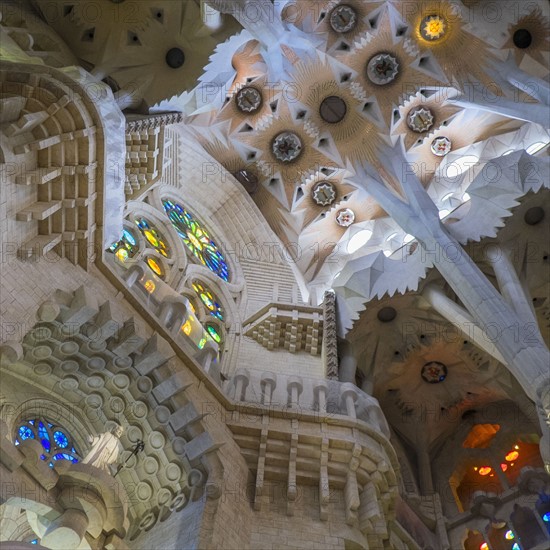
[420,15,447,41]
[431,136,452,156]
[336,208,355,227]
[347,228,373,253]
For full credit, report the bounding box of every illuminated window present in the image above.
[109,228,139,262]
[162,200,229,281]
[146,256,165,279]
[14,418,80,468]
[206,323,223,344]
[135,217,170,258]
[192,281,224,321]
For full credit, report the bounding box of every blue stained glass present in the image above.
[123,229,136,246]
[14,440,19,446]
[31,540,38,545]
[53,453,78,463]
[53,431,69,448]
[47,423,53,428]
[162,200,230,281]
[29,420,35,425]
[511,544,519,550]
[19,425,34,440]
[40,454,46,460]
[544,512,550,522]
[38,422,49,440]
[41,439,51,453]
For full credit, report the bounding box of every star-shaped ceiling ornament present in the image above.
[391,90,462,151]
[339,6,446,128]
[502,7,550,73]
[216,74,278,133]
[231,99,338,209]
[403,0,502,93]
[290,53,387,164]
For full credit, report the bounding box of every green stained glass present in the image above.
[192,281,224,321]
[162,200,229,281]
[206,324,222,344]
[134,218,170,258]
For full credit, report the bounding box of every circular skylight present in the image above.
[367,53,399,85]
[236,86,262,114]
[319,96,347,123]
[329,5,357,33]
[272,132,302,162]
[407,107,434,133]
[312,181,336,206]
[431,136,452,156]
[336,208,355,227]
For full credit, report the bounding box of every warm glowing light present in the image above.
[421,15,446,40]
[505,530,515,540]
[115,247,128,262]
[144,280,156,293]
[505,451,519,462]
[147,257,163,277]
[474,467,478,471]
[514,445,519,450]
[181,320,192,336]
[478,467,492,476]
[480,543,488,550]
[500,463,508,472]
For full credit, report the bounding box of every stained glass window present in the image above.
[206,323,222,344]
[146,256,165,279]
[162,200,229,281]
[109,228,139,263]
[192,281,224,320]
[135,217,170,258]
[14,418,80,468]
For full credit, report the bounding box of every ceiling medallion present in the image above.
[165,48,185,69]
[431,136,452,156]
[329,4,357,33]
[336,208,355,227]
[513,28,532,49]
[407,107,434,133]
[312,181,336,206]
[320,96,347,123]
[272,132,303,162]
[421,361,448,383]
[366,53,399,85]
[236,86,262,114]
[420,15,447,41]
